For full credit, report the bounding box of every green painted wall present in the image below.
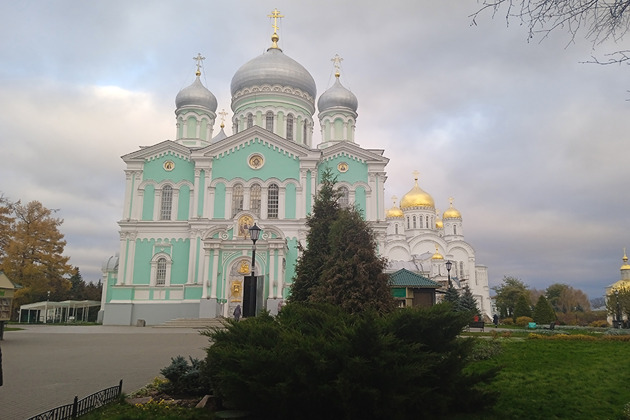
[171,239,190,284]
[144,154,194,184]
[318,156,368,185]
[285,183,296,219]
[133,240,153,285]
[214,182,225,219]
[110,288,133,300]
[355,186,366,217]
[142,185,155,221]
[197,170,205,217]
[212,138,299,181]
[185,286,203,299]
[132,238,190,288]
[178,185,190,220]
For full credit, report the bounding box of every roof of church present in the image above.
[389,268,439,288]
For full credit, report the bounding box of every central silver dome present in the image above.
[230,48,317,99]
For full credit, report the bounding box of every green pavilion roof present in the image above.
[389,268,440,288]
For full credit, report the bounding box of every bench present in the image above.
[468,321,485,331]
[543,322,555,330]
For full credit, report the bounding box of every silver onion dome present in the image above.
[230,48,317,99]
[317,76,358,112]
[175,76,218,112]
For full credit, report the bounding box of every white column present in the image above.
[193,169,201,218]
[367,173,377,221]
[202,247,211,299]
[172,189,180,220]
[277,247,285,299]
[153,189,162,221]
[124,233,137,285]
[210,246,220,298]
[278,187,286,219]
[122,171,135,219]
[188,232,198,284]
[269,247,276,298]
[261,188,268,219]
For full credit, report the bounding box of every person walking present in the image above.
[233,304,242,321]
[493,314,499,328]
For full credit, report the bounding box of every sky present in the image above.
[1,1,628,300]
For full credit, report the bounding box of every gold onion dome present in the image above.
[400,173,435,209]
[435,209,443,229]
[386,196,404,218]
[443,198,462,219]
[431,245,444,260]
[622,249,630,270]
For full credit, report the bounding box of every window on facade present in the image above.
[160,185,173,220]
[454,225,457,235]
[395,224,398,235]
[247,113,253,128]
[460,262,464,278]
[265,111,274,132]
[406,216,410,229]
[267,183,279,219]
[250,184,261,216]
[412,215,416,229]
[232,184,244,217]
[339,187,349,208]
[156,257,167,285]
[303,121,307,144]
[286,114,294,140]
[426,216,429,228]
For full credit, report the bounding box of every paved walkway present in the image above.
[0,324,210,420]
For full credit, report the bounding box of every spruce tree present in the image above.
[533,295,556,323]
[513,293,532,321]
[458,285,481,316]
[311,207,395,314]
[290,168,340,303]
[443,285,460,307]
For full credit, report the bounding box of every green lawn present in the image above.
[462,338,630,419]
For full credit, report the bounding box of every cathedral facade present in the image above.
[99,13,491,325]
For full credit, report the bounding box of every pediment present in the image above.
[195,126,316,160]
[320,141,389,165]
[122,140,191,163]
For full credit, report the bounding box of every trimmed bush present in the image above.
[203,303,498,419]
[159,356,211,396]
[515,316,534,327]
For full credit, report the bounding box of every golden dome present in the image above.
[435,209,443,229]
[622,248,630,270]
[431,244,444,260]
[443,197,462,219]
[386,196,404,218]
[400,172,435,210]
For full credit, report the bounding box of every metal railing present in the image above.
[27,379,123,420]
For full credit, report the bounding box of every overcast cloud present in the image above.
[1,1,628,300]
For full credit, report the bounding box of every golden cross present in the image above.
[268,9,284,34]
[193,53,205,76]
[218,109,228,128]
[412,170,420,182]
[391,195,398,207]
[449,197,454,206]
[331,54,343,77]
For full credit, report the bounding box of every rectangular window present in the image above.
[160,186,173,220]
[267,184,279,219]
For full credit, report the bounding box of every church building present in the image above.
[99,11,491,325]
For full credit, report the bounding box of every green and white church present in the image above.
[99,12,492,325]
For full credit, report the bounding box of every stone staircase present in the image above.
[154,317,227,329]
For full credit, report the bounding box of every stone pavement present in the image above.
[0,324,210,420]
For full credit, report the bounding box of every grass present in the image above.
[80,398,217,419]
[460,337,630,419]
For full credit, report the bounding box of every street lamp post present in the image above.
[243,223,261,318]
[445,260,453,289]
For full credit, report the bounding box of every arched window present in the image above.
[156,258,167,286]
[232,184,244,217]
[250,184,261,216]
[406,216,410,229]
[454,225,457,235]
[303,121,307,144]
[286,114,294,140]
[339,186,349,208]
[247,113,253,129]
[160,185,173,220]
[395,224,399,235]
[426,216,429,228]
[267,183,279,219]
[412,215,417,229]
[460,262,464,278]
[265,111,274,132]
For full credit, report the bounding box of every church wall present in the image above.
[285,183,297,219]
[133,240,153,284]
[211,139,300,182]
[142,185,155,220]
[355,186,366,215]
[178,185,190,220]
[197,170,206,216]
[144,155,194,184]
[213,182,226,219]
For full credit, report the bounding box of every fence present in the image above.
[27,379,123,420]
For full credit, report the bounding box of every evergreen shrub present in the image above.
[515,316,534,327]
[159,356,211,396]
[203,303,498,419]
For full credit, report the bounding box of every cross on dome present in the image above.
[331,54,343,78]
[268,9,284,48]
[193,53,205,76]
[218,109,228,128]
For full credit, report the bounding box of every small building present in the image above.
[389,268,439,309]
[0,272,17,339]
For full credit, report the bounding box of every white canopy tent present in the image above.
[19,300,101,323]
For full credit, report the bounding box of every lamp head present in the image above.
[249,223,261,243]
[445,260,452,271]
